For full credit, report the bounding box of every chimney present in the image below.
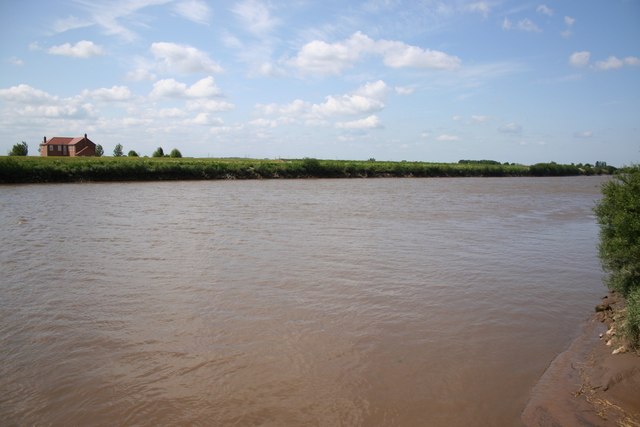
[84,133,87,139]
[43,136,47,144]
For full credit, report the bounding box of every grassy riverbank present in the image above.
[0,156,616,184]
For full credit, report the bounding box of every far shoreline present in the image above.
[0,156,617,184]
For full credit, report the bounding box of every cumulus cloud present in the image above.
[0,83,92,119]
[595,56,640,70]
[150,76,221,98]
[0,84,56,103]
[569,51,590,67]
[83,86,132,101]
[174,0,211,25]
[48,40,104,58]
[183,112,224,126]
[232,0,279,36]
[336,115,382,129]
[258,80,389,120]
[151,42,222,74]
[289,31,460,76]
[536,4,553,16]
[186,99,235,112]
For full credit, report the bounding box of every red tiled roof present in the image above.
[44,136,85,145]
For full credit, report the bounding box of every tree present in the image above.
[113,143,124,157]
[127,150,139,157]
[169,148,182,158]
[95,144,104,157]
[9,141,28,156]
[152,147,164,157]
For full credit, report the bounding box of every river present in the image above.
[0,176,608,426]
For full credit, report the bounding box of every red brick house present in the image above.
[40,134,97,157]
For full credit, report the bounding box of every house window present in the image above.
[49,145,53,152]
[58,145,62,152]
[63,146,67,154]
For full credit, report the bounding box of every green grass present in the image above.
[0,156,615,184]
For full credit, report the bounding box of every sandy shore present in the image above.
[522,293,640,426]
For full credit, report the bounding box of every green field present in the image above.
[0,156,616,184]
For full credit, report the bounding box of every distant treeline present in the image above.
[0,156,618,184]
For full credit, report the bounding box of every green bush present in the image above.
[595,165,640,346]
[625,289,640,347]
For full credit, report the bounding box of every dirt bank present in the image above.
[522,292,640,426]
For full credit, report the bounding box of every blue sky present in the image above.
[1,0,638,165]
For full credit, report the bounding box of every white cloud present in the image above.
[48,40,105,58]
[51,0,174,42]
[536,4,553,16]
[183,112,224,126]
[151,42,222,74]
[624,56,640,66]
[126,67,157,82]
[561,16,575,38]
[436,134,460,142]
[471,115,490,123]
[232,0,279,36]
[312,93,385,117]
[83,86,132,101]
[465,2,490,18]
[395,86,415,95]
[52,15,93,33]
[289,31,460,76]
[336,115,382,129]
[186,99,235,112]
[0,84,92,119]
[254,80,391,130]
[8,57,24,66]
[574,130,593,138]
[377,39,462,69]
[174,0,211,25]
[289,32,373,76]
[503,18,541,32]
[250,118,278,128]
[517,18,541,32]
[569,51,590,67]
[150,76,221,98]
[595,56,640,70]
[499,122,523,134]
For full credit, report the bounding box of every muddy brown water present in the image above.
[0,177,609,426]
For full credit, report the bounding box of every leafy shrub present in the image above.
[595,165,640,346]
[625,289,640,348]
